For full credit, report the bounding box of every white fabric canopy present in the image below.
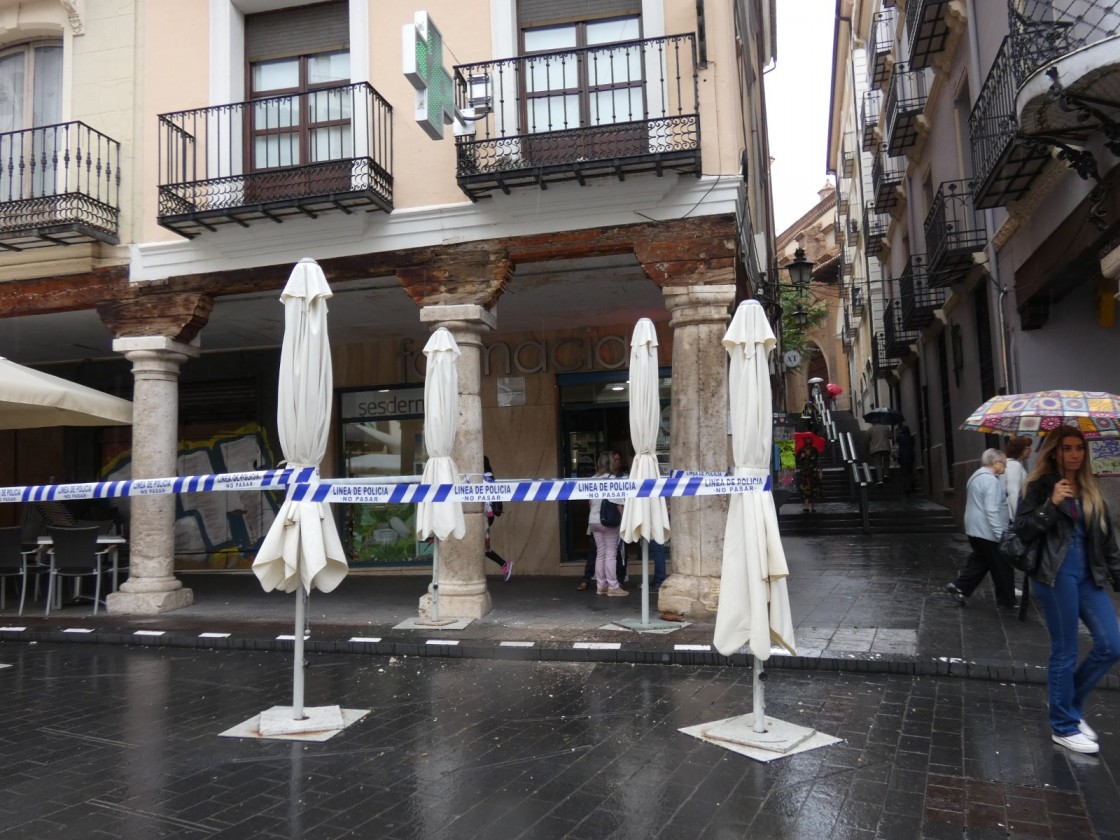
[713,300,796,660]
[0,356,132,429]
[252,259,348,594]
[415,328,465,542]
[620,318,669,545]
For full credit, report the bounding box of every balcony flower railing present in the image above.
[453,34,699,199]
[861,91,882,152]
[924,180,986,284]
[970,0,1120,209]
[864,202,889,256]
[883,298,919,358]
[872,145,905,211]
[0,121,119,248]
[899,255,948,329]
[867,8,897,91]
[883,63,929,155]
[157,82,393,236]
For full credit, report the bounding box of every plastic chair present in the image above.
[45,526,108,616]
[0,526,38,615]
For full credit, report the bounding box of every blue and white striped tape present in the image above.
[0,468,771,506]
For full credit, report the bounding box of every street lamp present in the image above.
[786,247,814,291]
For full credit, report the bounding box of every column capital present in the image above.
[113,335,202,363]
[97,291,213,345]
[398,246,512,310]
[633,216,737,287]
[662,283,736,328]
[419,304,497,333]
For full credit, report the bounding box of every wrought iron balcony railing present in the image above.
[906,0,953,70]
[970,0,1119,209]
[157,82,393,237]
[0,121,119,250]
[453,34,700,199]
[884,298,919,358]
[868,8,897,91]
[899,255,948,329]
[861,91,882,151]
[924,180,986,285]
[842,135,856,177]
[883,63,929,155]
[842,304,854,351]
[873,332,898,379]
[864,202,889,256]
[872,145,905,211]
[851,284,865,315]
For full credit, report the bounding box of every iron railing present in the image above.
[842,132,856,176]
[883,63,929,154]
[899,255,948,329]
[873,332,898,378]
[924,180,986,284]
[883,298,919,358]
[0,121,119,248]
[453,34,700,198]
[864,202,889,256]
[970,0,1120,209]
[906,0,952,70]
[157,82,393,236]
[851,284,865,315]
[842,304,854,351]
[868,9,897,91]
[872,145,905,211]
[861,91,882,151]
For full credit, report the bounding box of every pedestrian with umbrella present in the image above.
[867,415,894,486]
[1011,425,1120,755]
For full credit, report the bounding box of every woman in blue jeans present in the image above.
[1014,425,1120,755]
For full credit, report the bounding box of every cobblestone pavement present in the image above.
[0,644,1117,840]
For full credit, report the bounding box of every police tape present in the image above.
[0,468,772,506]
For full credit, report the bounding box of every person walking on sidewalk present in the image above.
[946,449,1015,608]
[794,431,824,513]
[868,421,893,485]
[588,452,627,596]
[483,456,512,581]
[1013,425,1120,756]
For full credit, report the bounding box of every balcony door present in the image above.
[520,15,647,164]
[0,42,62,201]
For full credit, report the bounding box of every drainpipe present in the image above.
[964,0,1016,394]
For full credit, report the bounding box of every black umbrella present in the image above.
[863,407,905,425]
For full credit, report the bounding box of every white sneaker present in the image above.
[1053,731,1099,754]
[1078,719,1099,742]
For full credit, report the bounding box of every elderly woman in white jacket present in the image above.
[1001,436,1033,517]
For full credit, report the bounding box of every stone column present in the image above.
[417,304,496,619]
[657,283,736,617]
[106,336,200,614]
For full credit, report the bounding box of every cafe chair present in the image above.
[0,526,39,615]
[45,526,109,617]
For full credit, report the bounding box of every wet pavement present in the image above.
[1,644,1118,839]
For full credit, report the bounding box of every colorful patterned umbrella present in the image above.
[960,390,1120,438]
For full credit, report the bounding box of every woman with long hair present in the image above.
[1014,425,1120,755]
[588,451,627,596]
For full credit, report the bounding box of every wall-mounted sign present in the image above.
[340,387,425,421]
[402,12,457,140]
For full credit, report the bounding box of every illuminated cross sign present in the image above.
[402,11,457,140]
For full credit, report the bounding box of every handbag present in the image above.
[599,498,622,528]
[998,526,1040,575]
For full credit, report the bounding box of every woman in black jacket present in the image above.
[1013,425,1120,755]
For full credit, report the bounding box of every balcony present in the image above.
[883,64,929,155]
[883,299,918,358]
[842,134,856,177]
[872,146,905,212]
[842,305,854,352]
[851,284,865,315]
[873,332,898,379]
[157,83,393,238]
[867,9,897,91]
[0,122,119,250]
[861,91,882,151]
[899,255,948,329]
[864,202,889,256]
[924,180,986,285]
[906,0,953,70]
[453,34,700,200]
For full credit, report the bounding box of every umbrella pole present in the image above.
[752,656,766,732]
[640,538,650,626]
[293,586,306,719]
[431,538,441,623]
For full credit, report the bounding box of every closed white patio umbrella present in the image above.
[252,258,348,722]
[414,327,465,623]
[0,356,132,429]
[619,318,673,630]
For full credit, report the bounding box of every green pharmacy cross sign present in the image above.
[402,11,459,140]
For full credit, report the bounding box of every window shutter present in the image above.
[246,1,350,62]
[517,0,640,28]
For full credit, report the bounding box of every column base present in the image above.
[419,589,493,620]
[106,587,194,615]
[656,573,719,618]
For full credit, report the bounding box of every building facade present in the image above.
[0,0,779,618]
[827,0,1120,517]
